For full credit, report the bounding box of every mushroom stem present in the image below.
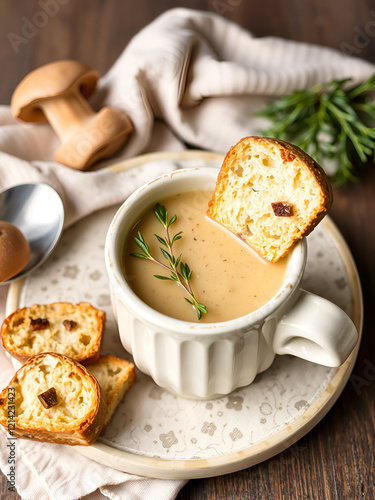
[39,88,95,140]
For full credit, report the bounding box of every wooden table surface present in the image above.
[1,1,374,499]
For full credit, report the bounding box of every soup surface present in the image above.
[123,190,288,323]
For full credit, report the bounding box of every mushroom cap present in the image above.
[0,221,31,282]
[11,60,99,122]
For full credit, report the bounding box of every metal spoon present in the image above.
[0,183,64,284]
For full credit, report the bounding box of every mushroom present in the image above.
[11,60,133,170]
[0,220,31,283]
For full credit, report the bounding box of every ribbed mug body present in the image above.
[111,284,280,398]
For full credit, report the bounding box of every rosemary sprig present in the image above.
[258,73,375,185]
[131,203,208,320]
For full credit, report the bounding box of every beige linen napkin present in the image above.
[0,7,374,500]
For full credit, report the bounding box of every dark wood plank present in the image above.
[0,1,374,499]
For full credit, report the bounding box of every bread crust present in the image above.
[1,302,105,365]
[265,137,333,211]
[207,136,333,262]
[0,352,106,445]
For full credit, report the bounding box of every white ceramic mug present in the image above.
[105,168,358,399]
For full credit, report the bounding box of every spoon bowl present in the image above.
[0,183,64,284]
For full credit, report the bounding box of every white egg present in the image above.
[0,221,31,282]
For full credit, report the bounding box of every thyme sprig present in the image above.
[258,73,375,185]
[131,203,208,320]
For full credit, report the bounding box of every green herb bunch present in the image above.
[131,203,207,320]
[258,73,375,185]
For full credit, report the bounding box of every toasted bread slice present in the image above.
[1,302,105,365]
[207,136,333,262]
[0,353,106,445]
[87,355,136,428]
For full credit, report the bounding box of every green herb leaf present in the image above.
[130,252,149,259]
[168,214,177,227]
[172,231,183,244]
[133,231,151,257]
[180,262,193,282]
[197,303,208,314]
[160,248,173,264]
[175,253,182,268]
[154,234,167,247]
[154,203,168,227]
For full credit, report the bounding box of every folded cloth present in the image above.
[0,7,374,500]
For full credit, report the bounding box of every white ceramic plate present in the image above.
[6,151,363,479]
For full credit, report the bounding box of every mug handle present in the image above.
[273,289,358,367]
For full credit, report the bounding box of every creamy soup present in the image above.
[122,190,289,323]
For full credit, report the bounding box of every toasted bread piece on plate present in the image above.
[87,355,136,427]
[1,302,105,365]
[207,136,333,262]
[0,352,106,445]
